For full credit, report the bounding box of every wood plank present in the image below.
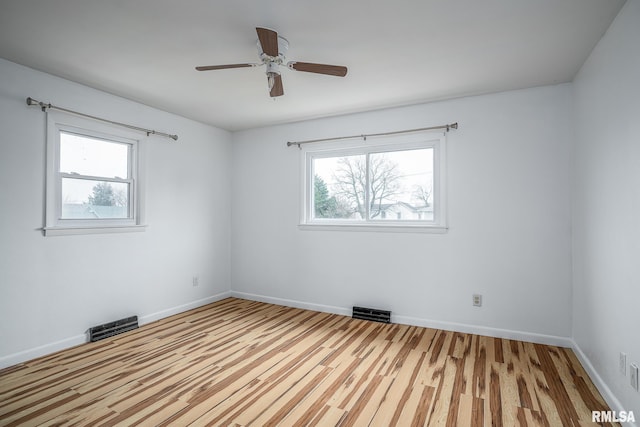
[368,349,426,427]
[339,374,393,427]
[426,355,457,426]
[455,393,483,427]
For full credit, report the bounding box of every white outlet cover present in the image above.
[631,363,639,391]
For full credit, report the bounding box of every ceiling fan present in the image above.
[196,27,348,98]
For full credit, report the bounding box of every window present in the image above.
[301,132,447,231]
[45,112,145,235]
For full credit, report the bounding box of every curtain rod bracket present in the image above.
[27,97,48,112]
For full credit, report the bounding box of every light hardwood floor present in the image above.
[0,298,616,426]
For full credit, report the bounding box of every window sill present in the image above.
[42,224,147,236]
[298,223,448,233]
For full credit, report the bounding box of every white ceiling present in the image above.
[0,0,625,131]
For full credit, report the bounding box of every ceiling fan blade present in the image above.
[288,62,347,77]
[195,63,254,71]
[256,27,279,57]
[270,74,284,97]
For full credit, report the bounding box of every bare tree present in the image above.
[412,184,432,207]
[331,155,401,219]
[331,157,366,218]
[113,187,128,207]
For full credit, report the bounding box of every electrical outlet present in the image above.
[472,294,482,307]
[631,363,639,391]
[192,276,199,287]
[620,352,627,375]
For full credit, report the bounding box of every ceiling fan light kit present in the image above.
[196,27,347,98]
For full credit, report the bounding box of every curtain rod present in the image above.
[26,97,179,141]
[286,122,458,148]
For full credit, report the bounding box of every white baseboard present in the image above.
[139,291,232,325]
[230,291,351,317]
[230,291,573,347]
[571,341,637,427]
[0,291,232,371]
[0,334,86,370]
[394,314,573,347]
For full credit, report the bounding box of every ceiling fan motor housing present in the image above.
[266,61,281,76]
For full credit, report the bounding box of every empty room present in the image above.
[0,0,639,425]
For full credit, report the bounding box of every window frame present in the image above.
[299,131,448,232]
[44,111,146,236]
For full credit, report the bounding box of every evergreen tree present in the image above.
[314,175,352,218]
[88,182,115,206]
[314,175,335,218]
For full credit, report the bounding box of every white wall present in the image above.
[572,0,640,418]
[231,84,573,342]
[0,58,232,368]
[1,4,636,413]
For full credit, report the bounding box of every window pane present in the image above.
[61,178,129,219]
[60,132,129,178]
[312,154,366,220]
[368,148,434,221]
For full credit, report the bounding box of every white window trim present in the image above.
[44,111,147,236]
[299,131,448,232]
